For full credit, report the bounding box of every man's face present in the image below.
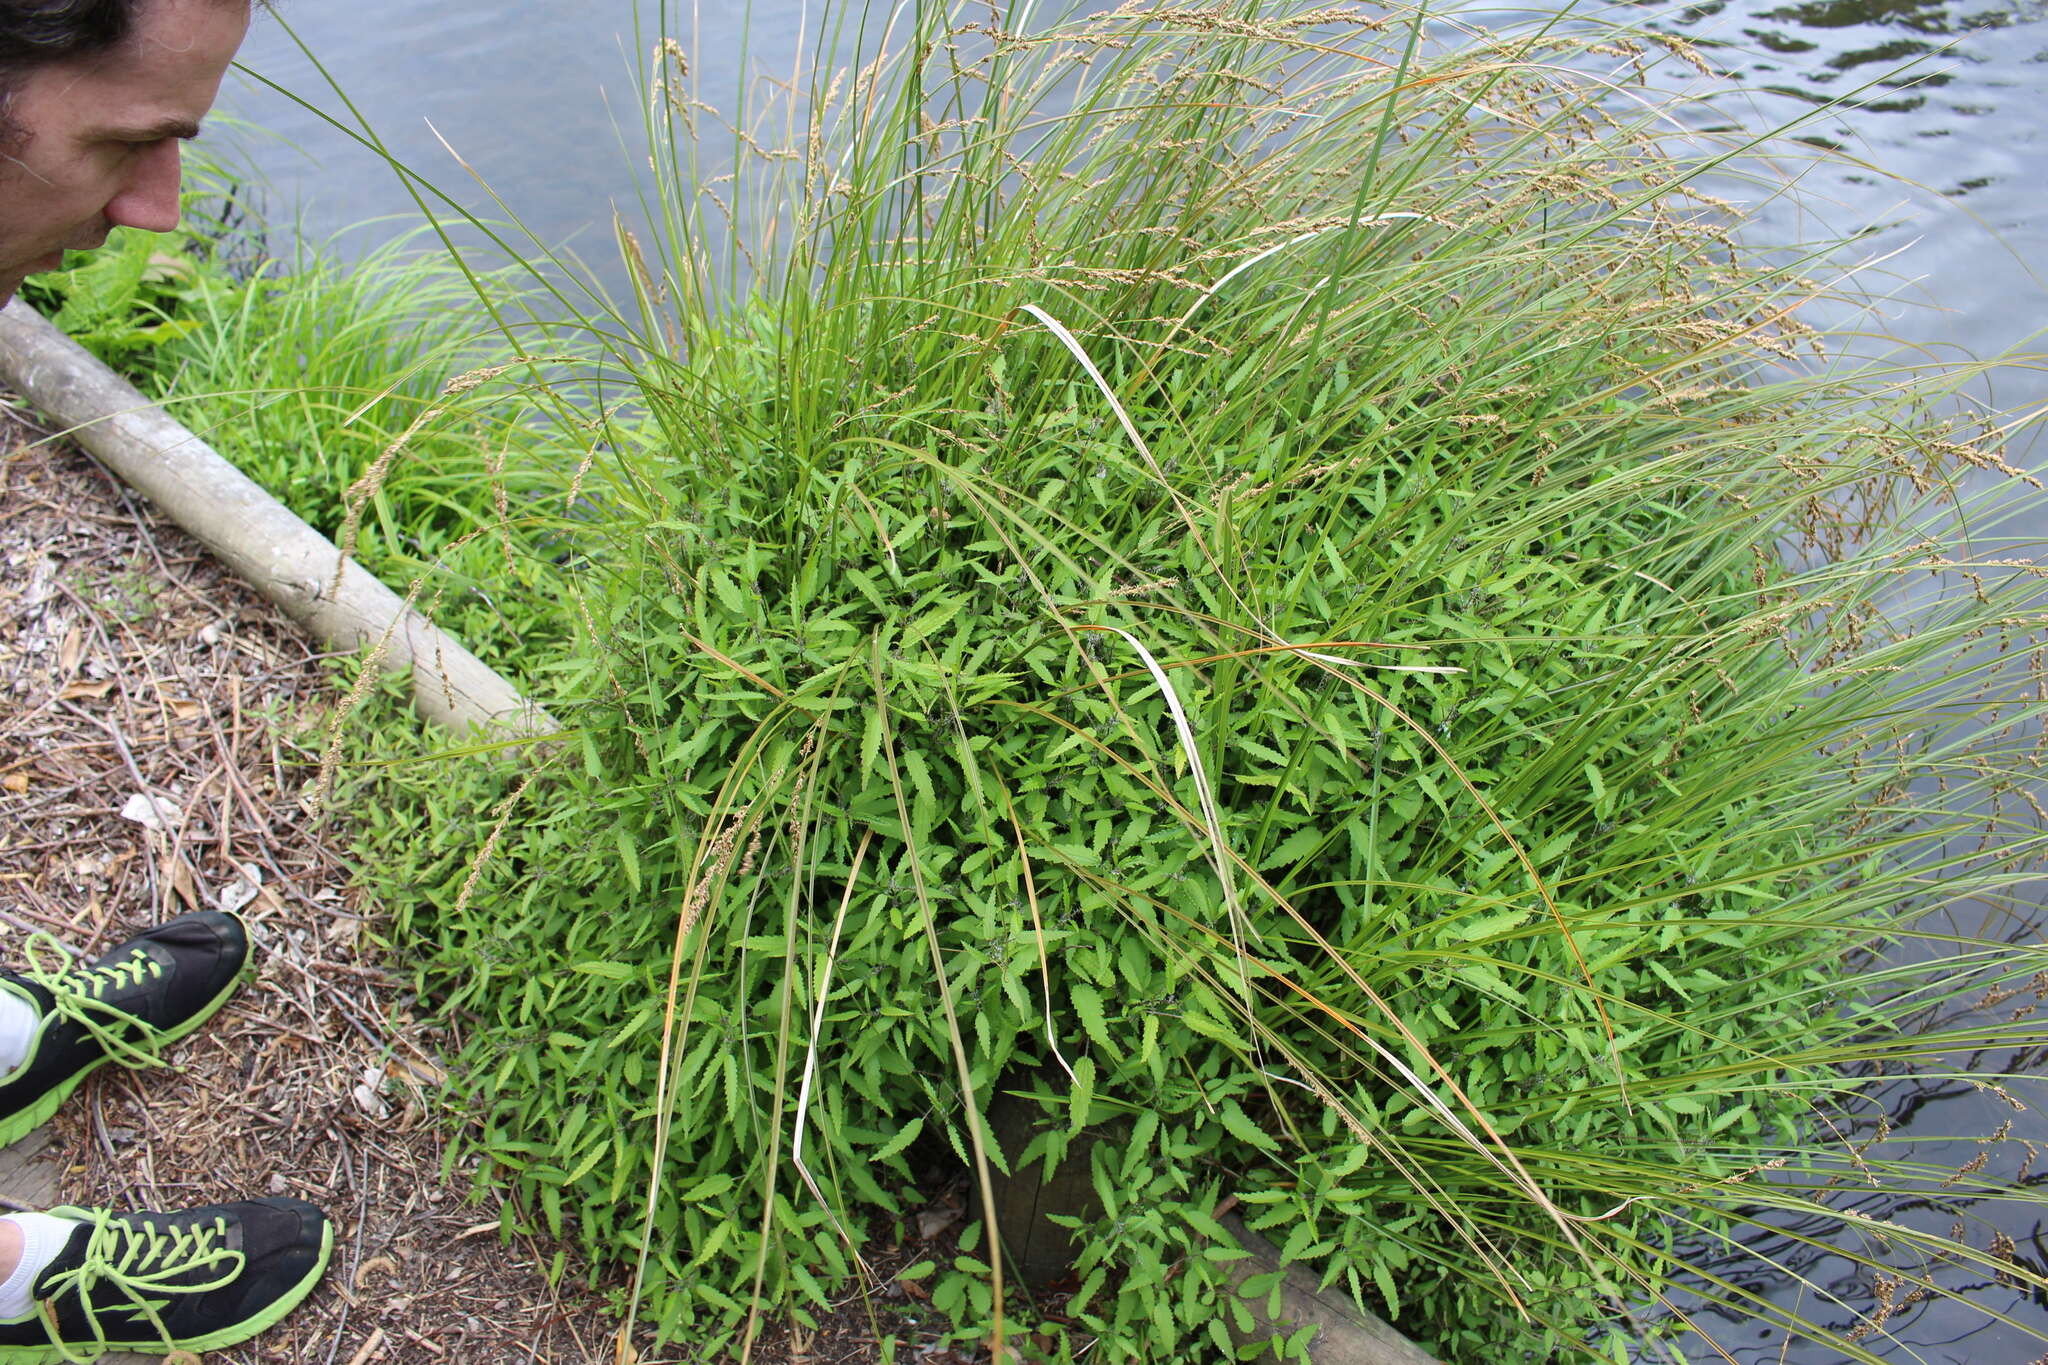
[0,0,251,306]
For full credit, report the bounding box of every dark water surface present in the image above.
[217,2,2048,1360]
[215,0,2046,444]
[1646,0,2048,461]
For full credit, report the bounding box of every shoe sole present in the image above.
[0,1214,333,1361]
[0,941,252,1152]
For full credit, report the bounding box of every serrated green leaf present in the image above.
[613,826,641,891]
[1072,981,1112,1051]
[1447,908,1531,943]
[681,1172,734,1201]
[1069,1055,1096,1133]
[1218,1098,1280,1154]
[872,1116,924,1163]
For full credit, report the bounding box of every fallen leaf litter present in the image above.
[0,405,619,1363]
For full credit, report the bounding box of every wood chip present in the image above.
[402,1325,447,1356]
[344,1325,387,1365]
[160,852,199,910]
[385,1054,448,1088]
[1,421,622,1365]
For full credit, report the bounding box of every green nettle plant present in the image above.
[312,0,2048,1359]
[21,225,213,363]
[77,158,574,673]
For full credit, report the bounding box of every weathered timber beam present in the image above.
[0,299,553,739]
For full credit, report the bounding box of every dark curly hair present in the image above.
[0,0,251,147]
[0,0,137,144]
[0,0,134,79]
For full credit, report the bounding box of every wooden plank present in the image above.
[0,1128,55,1211]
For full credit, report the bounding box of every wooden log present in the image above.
[0,299,554,739]
[1219,1212,1442,1365]
[980,1068,1122,1289]
[983,1069,1442,1364]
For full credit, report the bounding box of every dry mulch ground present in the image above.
[0,402,993,1365]
[0,404,623,1363]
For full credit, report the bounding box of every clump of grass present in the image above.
[31,156,574,676]
[337,0,2048,1359]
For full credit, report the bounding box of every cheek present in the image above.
[0,143,119,260]
[35,162,120,245]
[0,188,73,264]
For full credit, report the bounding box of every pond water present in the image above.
[215,1,2048,1360]
[217,0,2046,455]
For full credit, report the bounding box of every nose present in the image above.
[102,139,184,234]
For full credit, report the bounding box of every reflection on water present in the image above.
[1655,971,2048,1360]
[1628,0,2047,528]
[217,0,2045,427]
[216,0,681,292]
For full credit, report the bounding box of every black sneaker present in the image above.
[0,912,250,1148]
[0,1198,333,1360]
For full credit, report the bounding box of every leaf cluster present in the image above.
[320,1,2048,1360]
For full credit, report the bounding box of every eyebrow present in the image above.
[92,116,204,143]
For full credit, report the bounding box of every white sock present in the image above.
[0,1213,81,1318]
[0,988,40,1078]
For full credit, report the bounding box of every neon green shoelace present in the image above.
[32,1208,244,1363]
[17,934,172,1070]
